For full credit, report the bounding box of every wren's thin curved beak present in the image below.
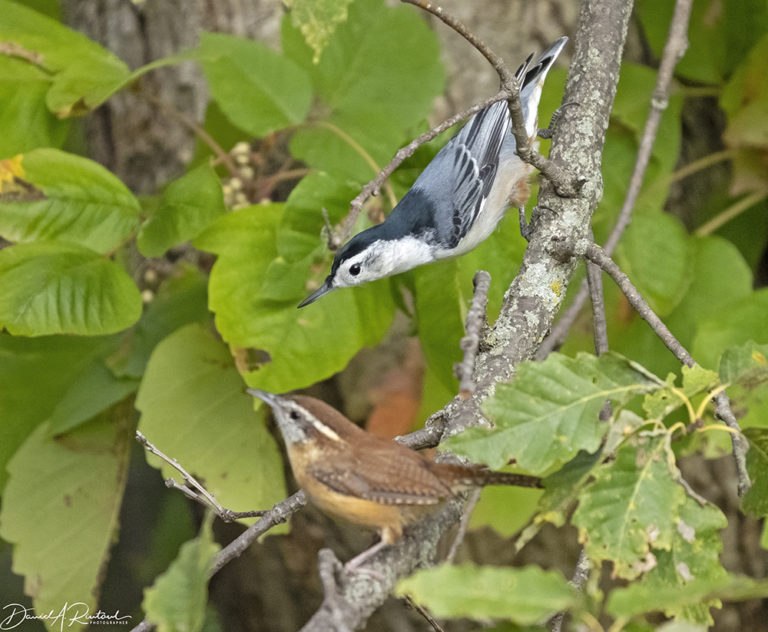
[247,388,280,408]
[297,277,334,308]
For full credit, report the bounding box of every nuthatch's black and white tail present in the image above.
[518,36,569,139]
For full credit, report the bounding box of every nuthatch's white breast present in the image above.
[299,37,568,308]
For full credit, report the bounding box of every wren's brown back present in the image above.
[286,395,539,544]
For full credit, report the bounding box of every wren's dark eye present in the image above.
[289,410,300,421]
[349,264,361,276]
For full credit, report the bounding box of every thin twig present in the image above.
[312,120,398,210]
[550,549,591,632]
[140,91,240,176]
[455,271,492,398]
[713,391,752,496]
[694,189,768,237]
[568,240,751,495]
[445,488,481,563]
[136,431,264,521]
[401,0,511,81]
[403,596,447,632]
[538,0,694,357]
[586,261,609,356]
[129,491,307,632]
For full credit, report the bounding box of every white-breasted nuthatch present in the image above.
[298,37,568,308]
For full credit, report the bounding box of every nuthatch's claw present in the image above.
[538,101,580,139]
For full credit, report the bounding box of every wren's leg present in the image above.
[343,538,389,573]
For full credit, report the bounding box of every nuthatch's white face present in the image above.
[298,234,434,307]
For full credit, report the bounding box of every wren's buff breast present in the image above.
[249,389,541,568]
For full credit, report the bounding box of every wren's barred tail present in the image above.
[440,463,543,490]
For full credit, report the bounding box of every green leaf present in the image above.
[469,484,543,539]
[48,360,138,434]
[607,574,768,621]
[413,259,464,393]
[396,564,578,624]
[692,288,768,369]
[0,148,141,253]
[284,0,442,127]
[195,204,395,392]
[666,236,753,350]
[572,432,687,579]
[283,0,444,181]
[742,428,768,517]
[286,0,354,63]
[719,341,768,387]
[607,497,728,624]
[611,64,683,172]
[513,450,602,552]
[615,213,692,315]
[277,171,360,263]
[642,365,719,420]
[446,352,659,473]
[135,324,286,522]
[0,413,132,631]
[637,0,768,83]
[538,451,602,528]
[138,163,226,257]
[0,334,120,491]
[721,34,768,150]
[0,57,70,155]
[107,265,210,378]
[143,515,221,632]
[198,32,312,137]
[0,0,131,116]
[0,241,142,336]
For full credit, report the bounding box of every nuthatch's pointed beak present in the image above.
[297,277,334,308]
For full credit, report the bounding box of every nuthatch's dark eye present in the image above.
[289,410,300,421]
[349,264,361,276]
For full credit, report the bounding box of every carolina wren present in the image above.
[249,389,541,568]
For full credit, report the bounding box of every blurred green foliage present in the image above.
[1,0,768,629]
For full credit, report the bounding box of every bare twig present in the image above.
[402,0,511,81]
[586,260,609,356]
[455,270,492,398]
[550,549,591,632]
[694,189,768,237]
[566,240,751,495]
[129,491,307,632]
[140,91,240,176]
[396,412,446,450]
[403,596,447,632]
[445,488,481,563]
[137,0,635,627]
[713,391,752,496]
[136,431,265,521]
[538,0,694,357]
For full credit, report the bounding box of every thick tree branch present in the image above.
[296,1,635,629]
[538,0,694,358]
[136,1,635,628]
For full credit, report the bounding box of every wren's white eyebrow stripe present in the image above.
[300,408,343,442]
